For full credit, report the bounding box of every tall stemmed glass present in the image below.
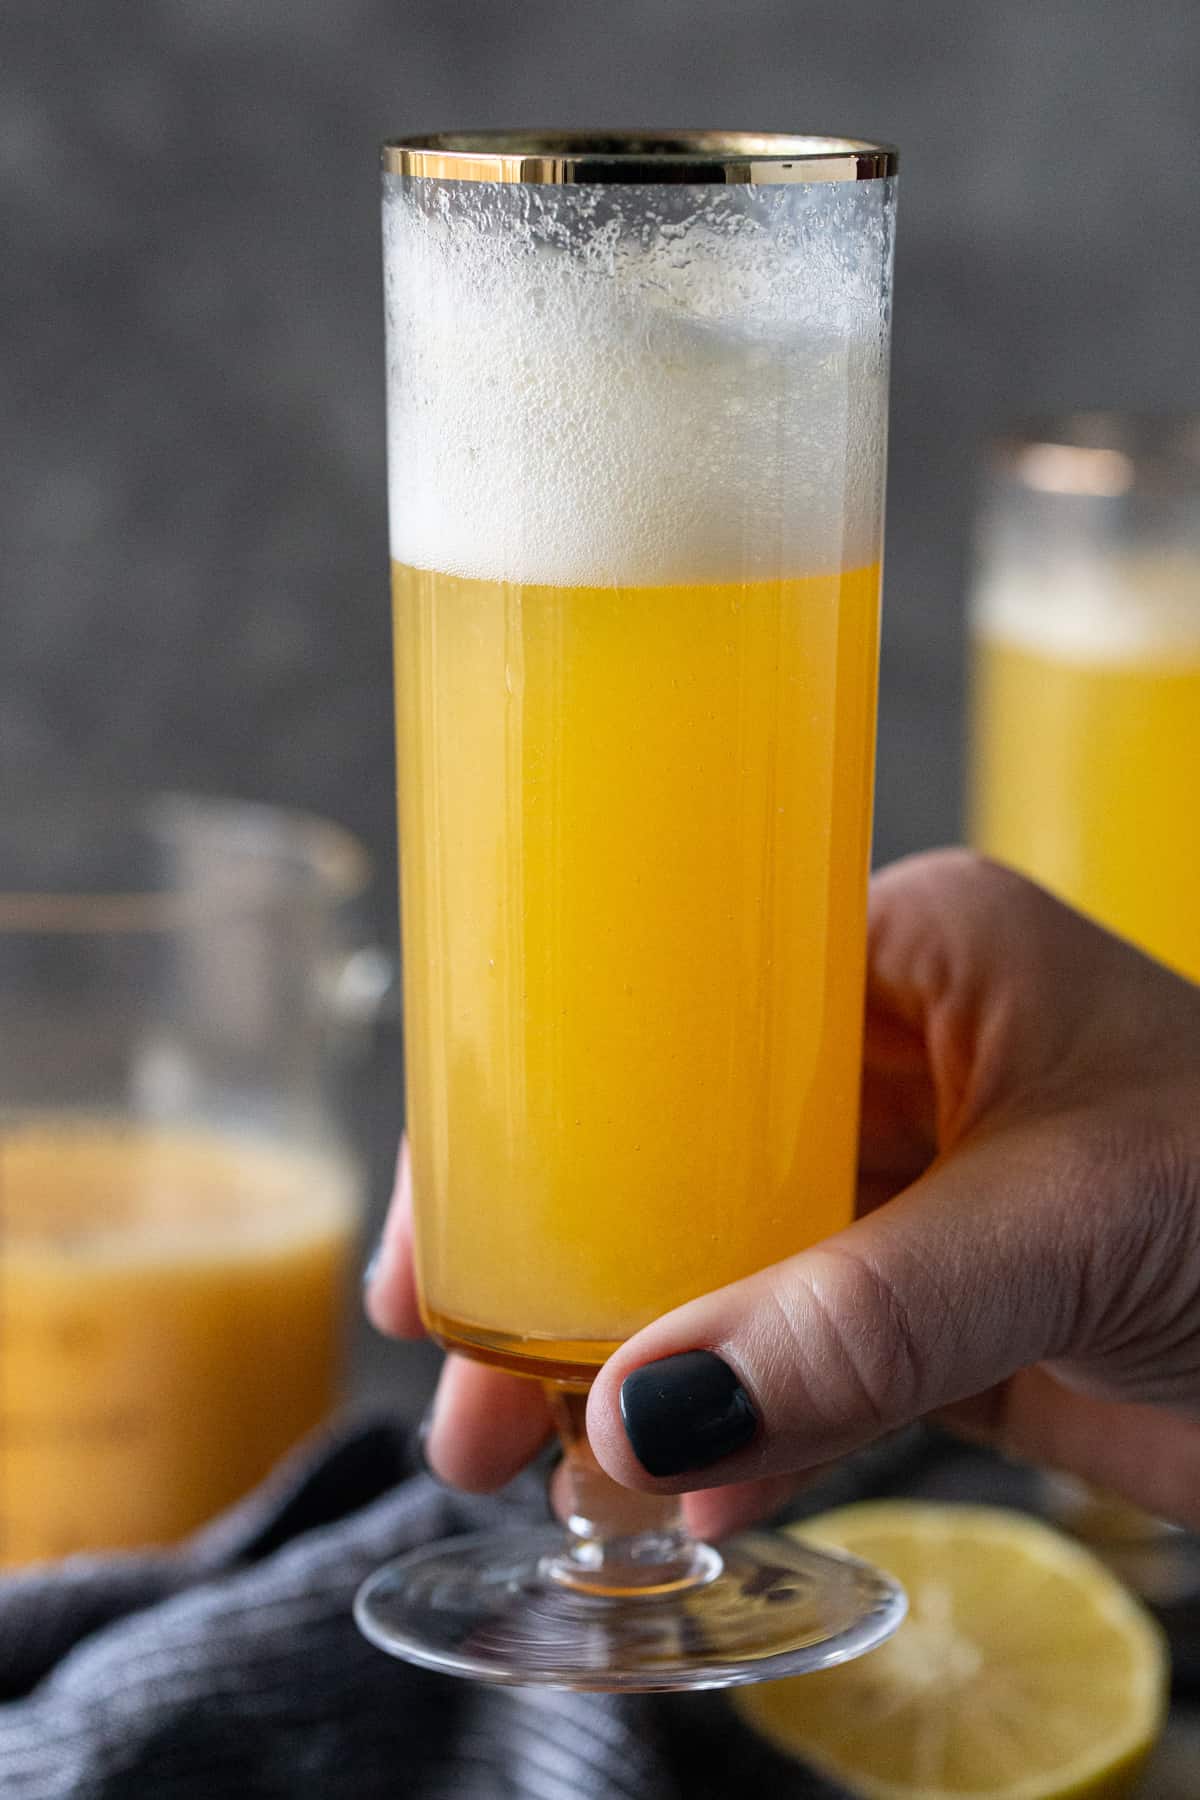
[356,132,903,1689]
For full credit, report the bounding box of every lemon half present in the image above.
[734,1501,1168,1800]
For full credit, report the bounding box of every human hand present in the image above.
[366,850,1200,1538]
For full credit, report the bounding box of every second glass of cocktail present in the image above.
[356,132,903,1689]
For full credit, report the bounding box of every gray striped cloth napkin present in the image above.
[0,1416,846,1799]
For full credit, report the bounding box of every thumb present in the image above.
[587,1118,1104,1493]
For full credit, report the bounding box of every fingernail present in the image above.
[416,1403,441,1483]
[620,1350,758,1478]
[362,1239,383,1290]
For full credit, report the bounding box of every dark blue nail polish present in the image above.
[362,1241,382,1289]
[620,1350,758,1478]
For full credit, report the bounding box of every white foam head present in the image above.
[973,548,1200,664]
[383,175,895,587]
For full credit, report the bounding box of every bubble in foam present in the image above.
[974,549,1200,664]
[383,174,895,587]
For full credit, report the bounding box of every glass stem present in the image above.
[543,1384,717,1596]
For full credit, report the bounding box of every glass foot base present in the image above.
[354,1524,906,1692]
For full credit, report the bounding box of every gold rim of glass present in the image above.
[381,130,897,185]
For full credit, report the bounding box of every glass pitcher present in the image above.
[0,794,379,1566]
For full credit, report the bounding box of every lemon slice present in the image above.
[733,1500,1168,1800]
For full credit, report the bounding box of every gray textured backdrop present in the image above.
[6,0,1200,920]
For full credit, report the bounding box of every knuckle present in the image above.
[765,1245,929,1439]
[907,847,1031,920]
